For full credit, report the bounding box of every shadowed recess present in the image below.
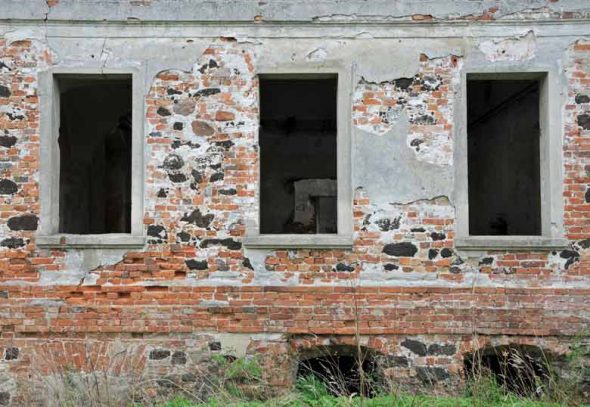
[259,75,337,235]
[296,345,379,397]
[57,74,132,234]
[467,78,541,236]
[464,344,551,397]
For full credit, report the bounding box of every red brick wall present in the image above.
[0,34,589,403]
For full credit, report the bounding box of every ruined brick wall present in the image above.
[1,0,590,404]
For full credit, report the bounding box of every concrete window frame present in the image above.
[36,67,145,249]
[243,62,353,249]
[454,68,567,251]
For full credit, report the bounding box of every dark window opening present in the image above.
[57,75,132,234]
[297,345,379,397]
[464,345,551,397]
[259,75,337,234]
[467,78,541,236]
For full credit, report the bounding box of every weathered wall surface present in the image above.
[1,0,590,404]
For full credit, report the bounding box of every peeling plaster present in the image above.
[38,249,128,285]
[353,53,460,166]
[0,22,586,293]
[305,47,328,60]
[354,43,421,83]
[0,10,589,402]
[3,28,46,44]
[2,0,590,23]
[478,30,536,62]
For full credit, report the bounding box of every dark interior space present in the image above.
[259,75,337,234]
[467,78,542,236]
[297,345,378,397]
[58,75,132,234]
[464,345,550,397]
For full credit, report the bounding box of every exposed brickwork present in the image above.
[143,39,257,280]
[1,285,590,336]
[0,26,589,404]
[565,40,590,242]
[353,54,459,166]
[0,39,52,283]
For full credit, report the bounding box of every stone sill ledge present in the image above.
[36,234,146,249]
[455,236,569,252]
[243,234,353,249]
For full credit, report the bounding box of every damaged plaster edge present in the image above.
[478,30,537,61]
[312,5,590,24]
[196,332,288,357]
[3,272,589,290]
[0,0,588,24]
[1,27,46,44]
[145,37,245,89]
[2,270,100,286]
[385,195,454,208]
[312,13,441,23]
[496,5,590,21]
[25,247,131,286]
[569,37,590,48]
[43,12,590,25]
[355,50,461,86]
[0,26,59,65]
[357,74,413,86]
[481,29,536,44]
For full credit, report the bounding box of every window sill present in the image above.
[36,234,146,249]
[243,234,353,249]
[455,236,568,252]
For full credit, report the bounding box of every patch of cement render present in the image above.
[2,27,46,44]
[351,39,462,83]
[353,119,453,205]
[360,264,439,283]
[355,47,420,83]
[478,31,536,62]
[38,249,127,286]
[210,333,285,357]
[243,249,298,284]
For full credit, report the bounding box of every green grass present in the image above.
[155,375,566,407]
[158,394,562,407]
